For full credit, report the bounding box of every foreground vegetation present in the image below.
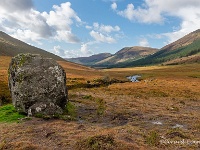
[0,104,25,122]
[0,57,200,149]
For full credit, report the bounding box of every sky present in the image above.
[0,0,200,58]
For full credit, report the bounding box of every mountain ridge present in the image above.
[161,29,200,51]
[71,29,200,68]
[0,31,65,61]
[66,53,112,66]
[68,46,158,67]
[96,46,158,66]
[111,29,200,68]
[1,29,200,68]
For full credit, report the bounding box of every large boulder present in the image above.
[8,53,68,117]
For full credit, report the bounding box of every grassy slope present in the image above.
[0,56,11,104]
[94,46,158,67]
[68,47,157,67]
[0,31,64,61]
[110,39,200,68]
[0,55,200,149]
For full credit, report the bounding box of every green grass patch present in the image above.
[95,98,106,116]
[61,101,77,121]
[145,131,160,146]
[0,104,25,122]
[66,102,76,117]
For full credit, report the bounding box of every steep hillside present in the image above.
[161,29,200,51]
[95,46,157,67]
[113,29,200,68]
[0,31,64,61]
[66,53,112,66]
[163,54,200,65]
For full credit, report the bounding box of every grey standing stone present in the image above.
[8,53,68,117]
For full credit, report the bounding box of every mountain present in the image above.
[111,29,200,68]
[67,46,158,67]
[94,46,158,67]
[66,53,112,66]
[161,29,200,51]
[0,31,64,61]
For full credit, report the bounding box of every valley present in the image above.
[1,0,200,149]
[67,30,200,68]
[0,30,200,149]
[0,55,200,149]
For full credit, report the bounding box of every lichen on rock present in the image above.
[8,53,68,117]
[28,102,63,117]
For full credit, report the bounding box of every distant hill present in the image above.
[94,46,158,67]
[67,46,157,67]
[110,29,200,68]
[0,31,65,61]
[66,53,112,66]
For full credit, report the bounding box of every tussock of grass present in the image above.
[82,95,93,100]
[188,75,200,78]
[0,141,6,149]
[66,102,76,117]
[61,102,77,121]
[0,104,25,122]
[145,131,160,146]
[76,134,115,150]
[165,128,188,139]
[96,98,106,116]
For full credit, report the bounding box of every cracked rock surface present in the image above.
[8,53,68,117]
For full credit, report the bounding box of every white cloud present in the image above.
[55,30,80,43]
[111,2,117,10]
[112,0,200,43]
[87,22,120,43]
[163,7,200,43]
[103,0,123,2]
[100,25,120,33]
[80,43,93,56]
[113,2,162,23]
[139,38,149,47]
[90,30,116,43]
[53,44,93,58]
[0,1,81,44]
[11,29,42,44]
[53,45,63,56]
[0,0,33,12]
[53,45,79,58]
[43,2,81,31]
[85,25,92,29]
[92,22,120,33]
[93,22,100,29]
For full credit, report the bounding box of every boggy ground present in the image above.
[0,59,200,149]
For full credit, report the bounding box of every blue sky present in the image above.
[0,0,200,58]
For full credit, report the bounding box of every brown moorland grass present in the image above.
[0,56,200,149]
[0,57,104,104]
[0,56,11,104]
[58,61,103,80]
